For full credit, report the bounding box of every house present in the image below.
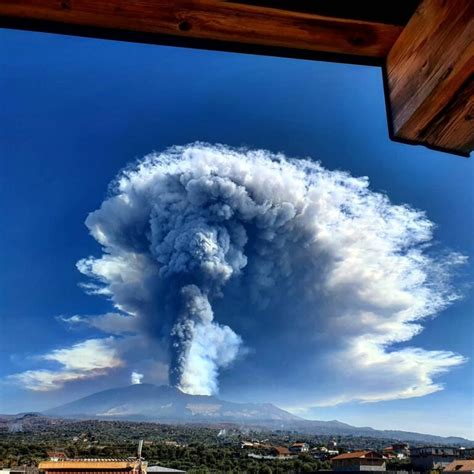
[391,443,409,453]
[269,447,292,459]
[162,441,180,448]
[392,443,409,460]
[241,441,271,450]
[384,444,409,454]
[410,447,460,472]
[461,449,474,459]
[444,460,474,473]
[241,441,255,449]
[383,446,407,461]
[312,446,339,460]
[249,446,293,460]
[290,443,309,453]
[38,459,146,474]
[331,451,386,472]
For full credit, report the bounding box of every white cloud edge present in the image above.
[7,337,123,391]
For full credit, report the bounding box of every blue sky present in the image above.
[0,28,473,439]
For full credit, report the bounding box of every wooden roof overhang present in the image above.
[0,0,472,156]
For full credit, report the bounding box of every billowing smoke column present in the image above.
[170,285,241,393]
[78,143,465,399]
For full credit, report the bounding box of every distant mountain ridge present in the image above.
[42,384,472,445]
[44,384,300,422]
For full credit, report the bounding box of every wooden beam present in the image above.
[229,1,421,26]
[385,0,473,156]
[0,1,403,63]
[1,1,470,156]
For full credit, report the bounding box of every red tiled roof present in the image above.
[332,451,374,460]
[272,447,291,456]
[444,460,474,472]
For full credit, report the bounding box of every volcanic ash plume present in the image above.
[170,284,241,394]
[78,143,465,399]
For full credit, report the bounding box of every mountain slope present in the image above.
[43,384,473,445]
[44,384,300,422]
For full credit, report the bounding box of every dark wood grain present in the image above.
[385,0,473,156]
[0,0,403,59]
[231,1,421,26]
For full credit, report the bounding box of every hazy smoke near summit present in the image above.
[130,371,144,385]
[76,143,466,404]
